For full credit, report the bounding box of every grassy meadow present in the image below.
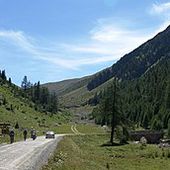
[0,83,73,144]
[42,133,170,170]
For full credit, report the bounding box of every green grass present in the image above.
[59,78,115,117]
[76,124,106,134]
[43,76,92,96]
[42,134,170,170]
[0,84,72,144]
[54,124,73,134]
[53,123,106,134]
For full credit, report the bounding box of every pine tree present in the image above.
[110,82,117,144]
[8,78,12,85]
[168,119,170,138]
[94,80,123,145]
[47,92,58,113]
[21,76,28,91]
[34,81,40,102]
[165,78,170,109]
[40,87,49,106]
[1,70,6,81]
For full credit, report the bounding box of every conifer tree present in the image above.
[47,92,58,113]
[110,82,117,144]
[21,76,29,91]
[8,78,12,85]
[165,78,170,109]
[168,119,170,138]
[1,70,6,81]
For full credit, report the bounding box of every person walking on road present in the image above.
[9,129,15,144]
[31,128,36,140]
[23,129,28,141]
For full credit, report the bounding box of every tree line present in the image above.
[91,58,170,142]
[21,76,58,114]
[0,70,58,115]
[0,70,12,85]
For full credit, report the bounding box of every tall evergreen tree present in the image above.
[48,92,58,113]
[110,82,117,144]
[1,70,6,81]
[165,78,170,109]
[40,87,49,106]
[8,78,12,85]
[34,81,40,102]
[93,80,125,144]
[168,119,170,138]
[21,76,29,91]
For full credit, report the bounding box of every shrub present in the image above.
[166,150,170,158]
[15,122,19,129]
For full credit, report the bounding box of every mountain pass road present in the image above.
[0,134,64,170]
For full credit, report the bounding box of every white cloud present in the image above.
[64,21,156,62]
[0,30,119,70]
[90,22,152,46]
[0,30,75,69]
[151,2,170,14]
[154,20,170,33]
[149,2,170,34]
[0,30,34,51]
[0,15,168,72]
[91,25,124,42]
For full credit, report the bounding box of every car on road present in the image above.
[45,131,55,139]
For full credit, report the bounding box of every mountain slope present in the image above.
[122,57,170,128]
[87,25,170,90]
[43,76,92,96]
[43,75,114,119]
[43,25,170,117]
[0,77,71,138]
[93,57,170,129]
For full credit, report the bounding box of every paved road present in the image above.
[0,135,63,170]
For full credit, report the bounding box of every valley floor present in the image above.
[42,127,170,170]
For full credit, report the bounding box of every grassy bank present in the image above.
[76,124,106,134]
[0,83,73,144]
[42,134,170,170]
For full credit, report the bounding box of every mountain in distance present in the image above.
[42,76,92,96]
[43,25,170,116]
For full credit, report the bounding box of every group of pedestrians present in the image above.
[9,128,36,144]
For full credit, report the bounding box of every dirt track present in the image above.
[0,135,63,170]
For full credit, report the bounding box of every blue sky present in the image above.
[0,0,170,85]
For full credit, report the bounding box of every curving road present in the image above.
[0,135,64,170]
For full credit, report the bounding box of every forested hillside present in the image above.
[21,76,58,114]
[92,57,170,130]
[87,25,170,90]
[121,58,170,129]
[42,25,170,128]
[43,26,170,114]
